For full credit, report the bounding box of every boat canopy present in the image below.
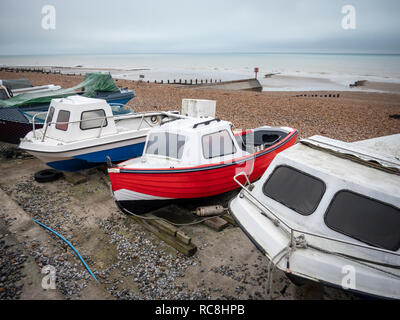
[0,73,120,108]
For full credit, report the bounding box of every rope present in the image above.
[266,235,308,299]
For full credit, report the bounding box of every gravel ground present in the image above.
[0,217,27,299]
[0,178,91,299]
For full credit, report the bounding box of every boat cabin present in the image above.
[41,96,124,143]
[121,117,291,167]
[244,134,400,251]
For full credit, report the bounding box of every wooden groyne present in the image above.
[0,66,85,76]
[151,79,222,85]
[1,66,263,92]
[193,78,263,92]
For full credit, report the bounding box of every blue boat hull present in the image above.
[46,142,145,172]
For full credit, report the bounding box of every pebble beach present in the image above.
[2,70,399,142]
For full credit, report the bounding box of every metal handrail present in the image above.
[31,112,49,139]
[233,172,400,260]
[31,111,183,142]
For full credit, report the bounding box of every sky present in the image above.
[0,0,399,55]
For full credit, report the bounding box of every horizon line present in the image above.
[1,51,400,57]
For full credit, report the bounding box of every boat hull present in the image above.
[25,138,146,172]
[109,130,297,214]
[228,196,400,300]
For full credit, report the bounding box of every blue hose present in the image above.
[33,219,98,282]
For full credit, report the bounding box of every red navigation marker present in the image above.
[254,67,259,79]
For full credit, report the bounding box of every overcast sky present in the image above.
[0,0,399,55]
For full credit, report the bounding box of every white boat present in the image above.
[229,134,400,299]
[19,95,183,171]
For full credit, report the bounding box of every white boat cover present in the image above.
[301,134,400,173]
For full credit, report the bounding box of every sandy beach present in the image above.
[0,71,399,301]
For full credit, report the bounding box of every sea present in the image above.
[1,53,400,91]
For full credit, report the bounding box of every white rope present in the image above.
[266,235,308,299]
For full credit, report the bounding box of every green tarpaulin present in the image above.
[0,73,119,108]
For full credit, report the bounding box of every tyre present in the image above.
[34,169,63,183]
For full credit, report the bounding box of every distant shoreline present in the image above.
[1,64,400,94]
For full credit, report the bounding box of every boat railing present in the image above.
[31,111,184,142]
[233,172,400,266]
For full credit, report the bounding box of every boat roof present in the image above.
[351,133,400,159]
[48,96,111,114]
[301,134,400,173]
[53,95,105,106]
[278,138,400,197]
[149,117,232,135]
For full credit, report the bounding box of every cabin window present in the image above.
[202,130,237,159]
[145,132,186,159]
[46,107,55,126]
[55,110,70,131]
[80,109,107,130]
[325,191,400,251]
[262,166,325,216]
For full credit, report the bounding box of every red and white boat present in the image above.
[108,117,297,214]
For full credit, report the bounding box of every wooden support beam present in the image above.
[128,215,197,256]
[204,217,229,231]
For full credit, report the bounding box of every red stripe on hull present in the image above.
[109,132,297,199]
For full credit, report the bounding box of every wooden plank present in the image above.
[148,218,177,237]
[204,217,229,231]
[129,216,197,257]
[176,231,191,245]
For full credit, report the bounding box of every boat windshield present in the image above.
[145,132,186,160]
